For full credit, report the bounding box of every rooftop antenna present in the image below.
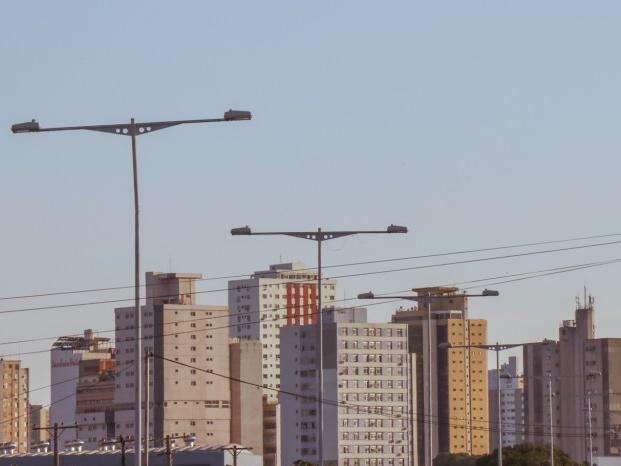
[584,284,587,309]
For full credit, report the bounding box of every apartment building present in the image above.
[114,272,232,447]
[0,359,29,453]
[488,356,524,450]
[228,262,337,399]
[50,329,113,447]
[523,297,621,462]
[230,339,264,455]
[75,358,117,449]
[392,287,490,465]
[29,405,49,446]
[280,317,415,466]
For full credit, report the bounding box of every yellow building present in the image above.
[392,287,490,465]
[0,359,29,453]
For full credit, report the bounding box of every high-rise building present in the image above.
[392,287,490,465]
[228,262,337,399]
[230,339,264,455]
[50,329,113,447]
[522,340,560,447]
[114,272,232,447]
[75,358,117,449]
[523,297,621,462]
[488,356,524,450]
[280,317,416,466]
[29,405,49,446]
[0,359,29,452]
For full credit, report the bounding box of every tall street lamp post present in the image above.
[358,289,499,466]
[11,110,252,466]
[231,224,408,466]
[442,342,524,466]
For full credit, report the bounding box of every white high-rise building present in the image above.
[228,262,337,399]
[488,356,524,450]
[280,320,416,466]
[50,330,113,447]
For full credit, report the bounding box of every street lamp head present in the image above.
[11,119,40,133]
[438,342,452,350]
[481,289,500,297]
[231,226,252,236]
[224,109,252,121]
[386,224,408,234]
[357,292,375,299]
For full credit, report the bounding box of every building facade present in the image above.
[114,272,233,447]
[50,330,113,447]
[230,339,264,455]
[75,359,117,449]
[0,359,29,453]
[523,297,621,462]
[392,287,490,465]
[280,320,415,466]
[488,356,524,450]
[29,405,49,446]
[228,262,337,399]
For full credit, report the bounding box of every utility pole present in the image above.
[119,436,126,466]
[165,435,172,466]
[144,350,151,466]
[220,445,252,466]
[32,423,78,466]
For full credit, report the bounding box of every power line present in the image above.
[2,256,620,356]
[152,354,611,439]
[2,238,620,317]
[2,232,620,302]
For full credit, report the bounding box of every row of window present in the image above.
[340,341,405,350]
[339,354,406,363]
[342,431,405,441]
[342,445,407,454]
[341,418,407,428]
[339,327,404,337]
[341,379,407,389]
[339,392,406,402]
[339,366,406,376]
[341,459,405,466]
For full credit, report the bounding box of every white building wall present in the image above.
[280,322,413,466]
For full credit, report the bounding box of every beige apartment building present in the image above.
[280,312,416,466]
[0,359,29,453]
[29,405,49,446]
[114,271,262,451]
[392,287,490,465]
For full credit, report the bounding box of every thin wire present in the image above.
[2,256,620,356]
[2,239,620,317]
[1,232,620,302]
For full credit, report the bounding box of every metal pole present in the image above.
[165,435,172,466]
[588,395,593,466]
[53,423,59,466]
[549,374,554,466]
[233,445,238,466]
[317,228,323,466]
[427,293,433,466]
[497,346,502,466]
[144,351,150,466]
[131,119,143,466]
[120,436,126,466]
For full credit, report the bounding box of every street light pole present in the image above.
[12,110,252,466]
[232,224,407,466]
[358,288,499,466]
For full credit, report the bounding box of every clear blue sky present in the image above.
[2,2,621,404]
